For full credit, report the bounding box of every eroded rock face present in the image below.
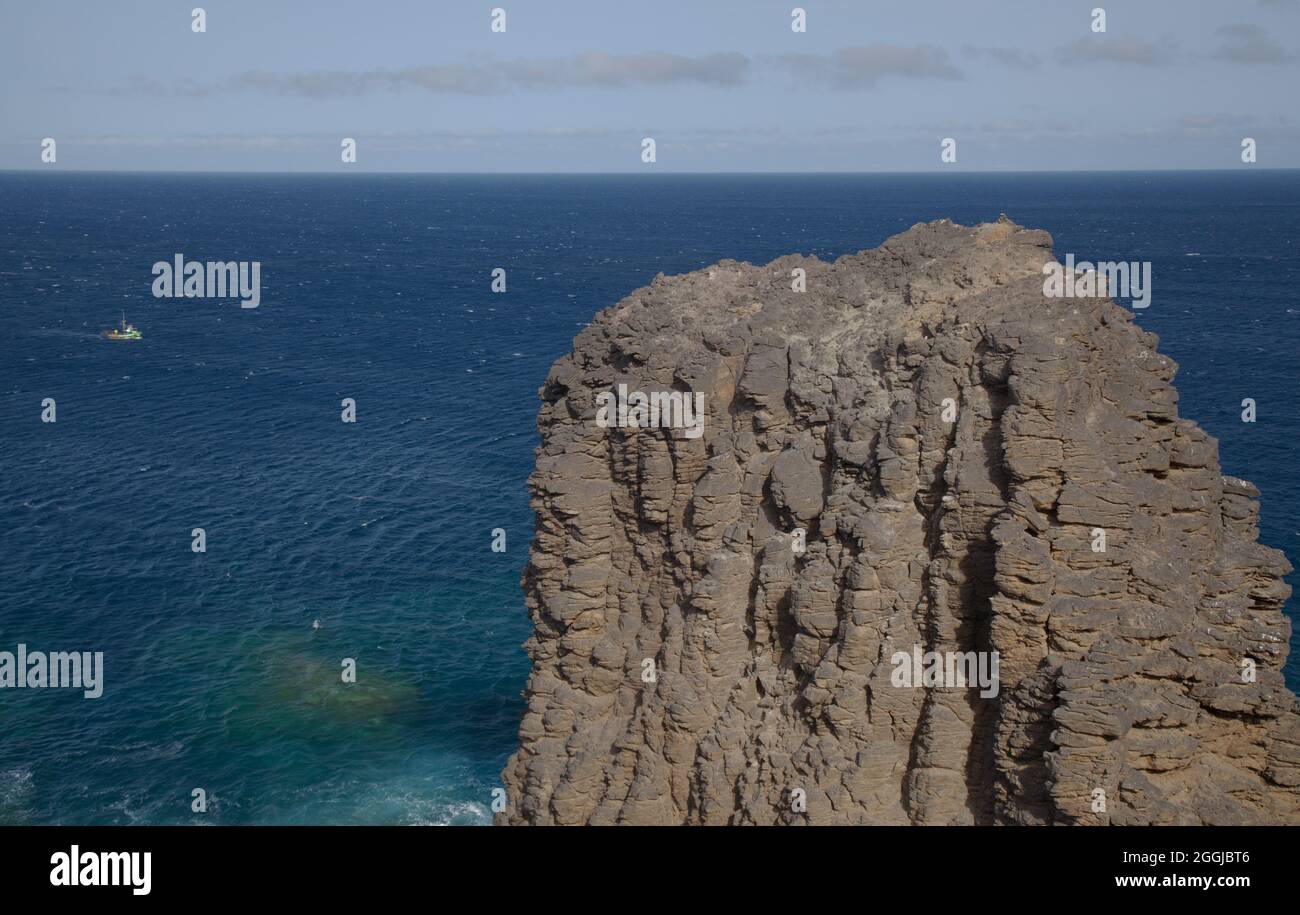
[498,218,1298,825]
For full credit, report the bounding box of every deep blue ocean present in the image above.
[1,171,1296,825]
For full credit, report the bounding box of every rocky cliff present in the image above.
[498,217,1299,825]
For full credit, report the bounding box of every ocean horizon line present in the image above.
[3,167,1298,178]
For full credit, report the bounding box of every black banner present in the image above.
[0,825,1281,901]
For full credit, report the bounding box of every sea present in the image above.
[1,171,1296,825]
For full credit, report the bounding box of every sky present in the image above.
[1,0,1297,172]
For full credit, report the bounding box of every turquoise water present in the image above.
[1,171,1297,824]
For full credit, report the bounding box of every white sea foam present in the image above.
[417,801,489,827]
[0,767,34,816]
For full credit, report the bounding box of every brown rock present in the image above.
[498,218,1297,826]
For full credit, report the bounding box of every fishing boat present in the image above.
[102,312,142,341]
